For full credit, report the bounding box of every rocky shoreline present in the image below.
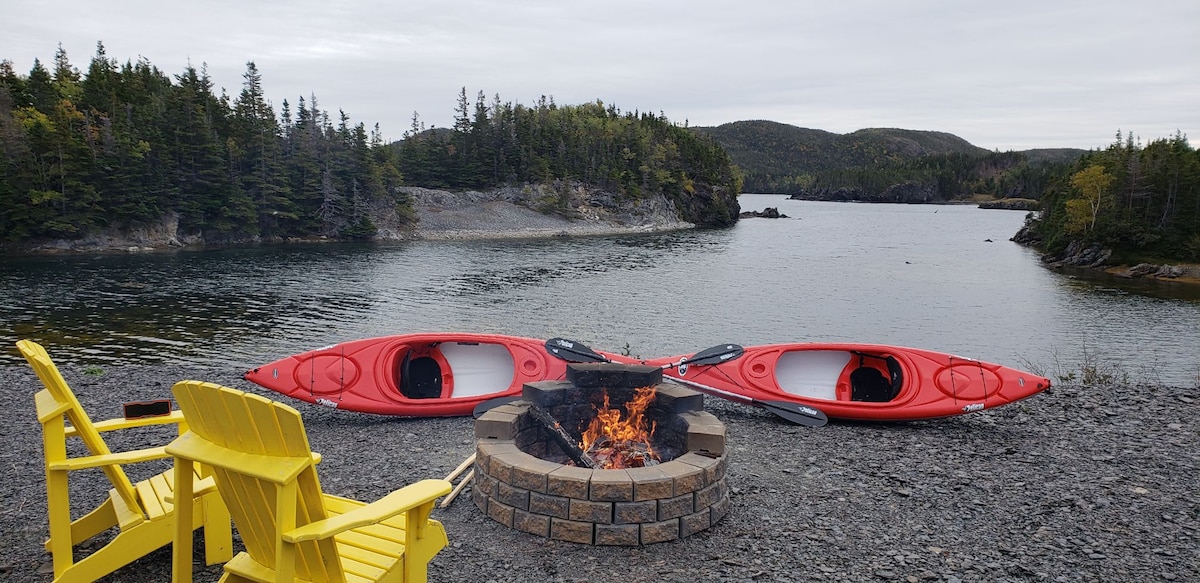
[7,191,1198,291]
[1010,226,1200,286]
[1,363,1196,582]
[398,185,695,241]
[0,184,699,255]
[787,189,1041,211]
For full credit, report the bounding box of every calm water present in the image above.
[3,195,1199,386]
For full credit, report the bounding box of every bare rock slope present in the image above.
[397,184,695,240]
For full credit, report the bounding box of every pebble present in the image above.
[1,365,1196,582]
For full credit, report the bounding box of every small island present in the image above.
[0,48,741,254]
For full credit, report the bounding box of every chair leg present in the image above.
[200,493,233,564]
[173,459,197,583]
[401,505,446,583]
[45,469,74,577]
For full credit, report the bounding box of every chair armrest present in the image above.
[76,410,186,436]
[282,479,452,543]
[47,445,170,471]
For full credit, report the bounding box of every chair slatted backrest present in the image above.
[18,339,143,517]
[172,381,345,582]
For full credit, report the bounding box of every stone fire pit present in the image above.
[473,363,729,545]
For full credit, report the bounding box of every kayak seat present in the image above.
[849,353,905,402]
[401,353,443,399]
[850,366,893,402]
[885,356,904,399]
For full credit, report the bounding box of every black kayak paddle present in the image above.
[542,337,828,428]
[664,375,829,428]
[667,343,744,373]
[544,337,611,363]
[471,396,524,418]
[543,338,743,370]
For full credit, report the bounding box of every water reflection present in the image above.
[1052,266,1200,303]
[2,198,1198,387]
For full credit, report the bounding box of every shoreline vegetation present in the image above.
[10,182,1195,290]
[2,49,741,253]
[3,46,1194,284]
[8,189,1200,290]
[3,48,1196,290]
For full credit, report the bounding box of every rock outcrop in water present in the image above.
[738,207,788,219]
[977,198,1039,210]
[788,181,940,203]
[1012,226,1200,283]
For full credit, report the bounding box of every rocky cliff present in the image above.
[394,182,699,241]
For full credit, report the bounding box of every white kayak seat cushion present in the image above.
[774,350,852,401]
[438,342,516,398]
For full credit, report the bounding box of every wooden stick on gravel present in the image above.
[444,453,476,482]
[439,470,474,509]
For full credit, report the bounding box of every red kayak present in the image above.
[243,333,629,416]
[641,342,1051,422]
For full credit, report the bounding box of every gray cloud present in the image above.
[5,0,1196,150]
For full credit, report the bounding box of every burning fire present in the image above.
[579,385,660,469]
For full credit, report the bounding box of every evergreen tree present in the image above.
[173,64,238,233]
[0,48,745,244]
[229,61,291,237]
[1030,133,1200,260]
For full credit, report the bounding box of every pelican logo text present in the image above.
[962,403,984,412]
[316,398,339,409]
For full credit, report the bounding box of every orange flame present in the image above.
[580,385,659,469]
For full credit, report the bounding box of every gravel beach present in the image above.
[1,362,1196,582]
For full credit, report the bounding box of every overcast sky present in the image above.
[5,0,1197,151]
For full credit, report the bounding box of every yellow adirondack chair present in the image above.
[18,339,232,582]
[168,380,453,583]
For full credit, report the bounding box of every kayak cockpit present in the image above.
[396,341,518,400]
[772,349,904,403]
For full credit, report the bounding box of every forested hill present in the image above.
[392,91,742,228]
[693,120,988,176]
[1019,133,1200,264]
[693,120,1087,200]
[0,45,742,250]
